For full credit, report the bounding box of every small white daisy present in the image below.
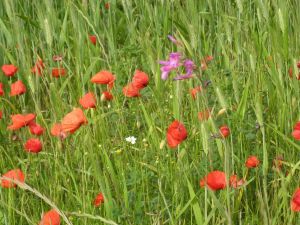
[125,136,137,144]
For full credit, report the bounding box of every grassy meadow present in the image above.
[1,0,300,224]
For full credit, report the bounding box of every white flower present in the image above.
[125,136,137,144]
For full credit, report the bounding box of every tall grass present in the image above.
[0,0,300,224]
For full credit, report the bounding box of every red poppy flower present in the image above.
[198,109,211,121]
[7,113,36,130]
[28,121,44,136]
[61,108,87,134]
[24,138,42,153]
[89,35,97,45]
[38,209,60,225]
[31,60,45,76]
[292,121,300,140]
[0,110,2,120]
[101,91,113,101]
[132,70,149,89]
[294,121,300,130]
[190,86,202,99]
[0,83,4,96]
[123,83,140,97]
[10,80,26,96]
[229,174,244,188]
[52,68,66,78]
[93,192,104,207]
[79,92,96,109]
[219,125,230,138]
[292,130,300,141]
[166,120,188,148]
[51,123,62,136]
[51,123,67,139]
[205,170,226,191]
[291,188,300,212]
[245,156,260,168]
[91,70,115,89]
[1,169,25,188]
[2,64,18,77]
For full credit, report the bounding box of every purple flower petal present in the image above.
[169,52,181,59]
[161,71,170,80]
[159,52,182,80]
[159,60,169,65]
[173,74,194,80]
[184,59,194,68]
[161,65,173,72]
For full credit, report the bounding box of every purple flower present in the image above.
[173,59,195,80]
[159,52,181,80]
[183,59,195,75]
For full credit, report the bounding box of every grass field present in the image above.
[1,0,300,224]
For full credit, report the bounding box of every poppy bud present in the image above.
[217,108,227,116]
[159,140,165,149]
[136,120,141,129]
